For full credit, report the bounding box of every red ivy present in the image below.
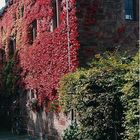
[0,0,80,110]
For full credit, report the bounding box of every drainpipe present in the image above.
[66,0,76,124]
[66,0,71,71]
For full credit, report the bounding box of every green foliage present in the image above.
[63,122,81,140]
[3,59,16,96]
[59,52,139,140]
[121,53,139,140]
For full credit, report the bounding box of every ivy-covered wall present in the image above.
[0,0,79,139]
[77,0,139,65]
[0,0,80,103]
[0,0,139,105]
[0,0,139,139]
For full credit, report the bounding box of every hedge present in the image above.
[59,52,139,140]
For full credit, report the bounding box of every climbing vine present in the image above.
[0,0,80,107]
[0,0,138,114]
[3,58,16,96]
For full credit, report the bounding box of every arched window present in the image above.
[125,0,137,20]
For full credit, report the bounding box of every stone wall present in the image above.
[25,90,71,140]
[27,111,71,140]
[76,0,139,66]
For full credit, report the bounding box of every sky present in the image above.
[0,0,6,9]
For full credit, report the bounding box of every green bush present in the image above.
[59,52,139,140]
[63,122,81,140]
[121,54,139,140]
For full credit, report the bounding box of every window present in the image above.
[71,109,77,122]
[52,0,57,29]
[2,40,6,49]
[21,5,24,17]
[18,7,20,19]
[31,0,36,6]
[28,20,37,44]
[0,49,5,64]
[125,0,136,20]
[13,13,17,22]
[30,89,37,99]
[17,5,24,19]
[5,0,8,3]
[8,37,16,58]
[52,0,62,30]
[71,109,74,121]
[1,27,4,37]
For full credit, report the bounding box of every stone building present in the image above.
[0,0,139,139]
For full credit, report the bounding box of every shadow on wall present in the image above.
[0,49,31,134]
[1,51,61,139]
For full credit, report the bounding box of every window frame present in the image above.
[124,0,137,21]
[51,0,62,31]
[28,19,37,44]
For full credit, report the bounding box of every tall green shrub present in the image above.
[59,53,139,140]
[121,53,139,140]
